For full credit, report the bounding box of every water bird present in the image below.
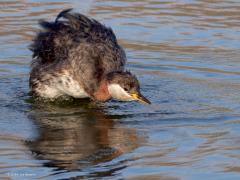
[29,9,150,104]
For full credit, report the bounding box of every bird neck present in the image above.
[93,79,111,102]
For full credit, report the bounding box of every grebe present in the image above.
[29,9,150,104]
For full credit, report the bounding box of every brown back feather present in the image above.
[29,9,117,65]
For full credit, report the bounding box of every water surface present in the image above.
[0,0,240,179]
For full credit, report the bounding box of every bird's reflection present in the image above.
[26,99,140,171]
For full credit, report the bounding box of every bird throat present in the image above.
[93,80,111,102]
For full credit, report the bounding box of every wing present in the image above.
[29,9,120,64]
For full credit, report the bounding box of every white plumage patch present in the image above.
[107,84,133,101]
[56,76,88,98]
[34,76,89,99]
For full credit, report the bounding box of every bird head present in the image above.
[106,71,151,104]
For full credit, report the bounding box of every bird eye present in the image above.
[124,88,128,91]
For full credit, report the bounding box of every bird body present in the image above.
[29,9,150,104]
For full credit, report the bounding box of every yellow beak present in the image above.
[131,93,151,105]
